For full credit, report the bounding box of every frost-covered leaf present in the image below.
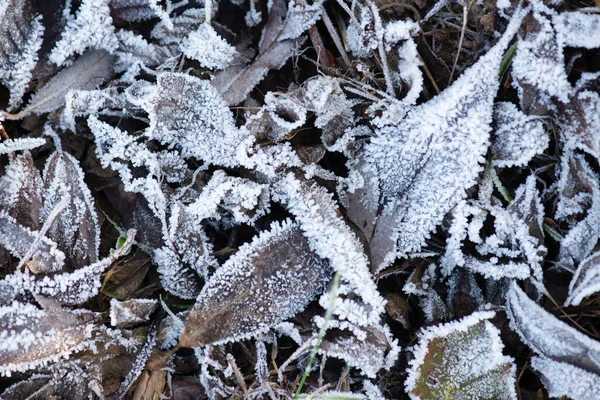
[32,230,135,305]
[42,150,100,269]
[0,151,43,229]
[552,11,600,50]
[179,220,330,347]
[0,301,95,377]
[491,102,548,168]
[555,152,600,267]
[506,282,600,376]
[512,5,600,111]
[0,212,65,274]
[214,0,320,105]
[110,298,158,328]
[181,23,238,70]
[110,0,165,22]
[559,75,600,163]
[0,137,46,154]
[530,356,600,400]
[6,50,115,119]
[512,0,570,105]
[318,322,400,379]
[273,173,385,327]
[441,176,546,281]
[49,0,118,66]
[61,87,128,131]
[405,311,516,400]
[566,251,600,306]
[125,72,244,167]
[0,1,44,109]
[351,11,525,273]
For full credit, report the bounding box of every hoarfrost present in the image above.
[49,0,118,66]
[405,311,516,400]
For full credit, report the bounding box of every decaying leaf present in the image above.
[5,50,115,119]
[405,311,516,400]
[566,251,600,306]
[213,0,321,105]
[42,150,100,269]
[349,9,525,273]
[179,220,330,347]
[0,300,95,377]
[506,281,600,391]
[318,322,400,379]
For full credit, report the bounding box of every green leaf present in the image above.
[406,311,516,400]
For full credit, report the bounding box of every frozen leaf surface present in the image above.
[0,151,43,229]
[318,323,399,379]
[181,24,238,70]
[126,72,243,167]
[0,301,95,377]
[273,173,385,326]
[110,298,158,328]
[353,10,525,272]
[0,1,44,109]
[6,50,115,119]
[506,282,600,376]
[48,0,118,66]
[179,220,330,347]
[531,356,600,400]
[0,212,65,274]
[405,311,516,400]
[566,251,600,306]
[0,138,46,154]
[42,151,100,269]
[555,152,600,267]
[491,102,548,168]
[214,0,321,105]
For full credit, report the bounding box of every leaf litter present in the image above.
[0,0,600,398]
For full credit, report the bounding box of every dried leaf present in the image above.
[214,0,320,105]
[0,301,95,377]
[506,282,600,376]
[405,311,516,400]
[566,251,600,306]
[350,11,525,273]
[0,1,45,109]
[42,150,100,269]
[0,151,44,229]
[179,220,330,347]
[6,50,115,119]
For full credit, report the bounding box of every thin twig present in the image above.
[448,0,473,85]
[321,6,352,69]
